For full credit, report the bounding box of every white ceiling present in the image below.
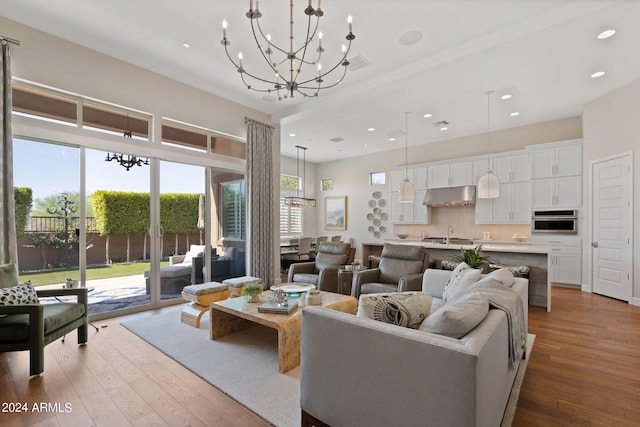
[2,1,639,163]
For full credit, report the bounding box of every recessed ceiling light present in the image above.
[440,126,448,131]
[597,29,616,40]
[591,71,606,78]
[289,133,296,137]
[182,42,191,48]
[364,144,368,147]
[389,137,396,142]
[501,94,513,100]
[368,127,376,132]
[423,113,432,118]
[510,112,520,117]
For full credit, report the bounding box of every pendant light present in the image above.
[399,112,415,203]
[477,91,500,199]
[284,145,316,208]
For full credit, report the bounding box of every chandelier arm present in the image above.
[296,41,351,87]
[250,18,284,78]
[297,65,347,90]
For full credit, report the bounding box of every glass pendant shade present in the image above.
[477,170,500,199]
[399,178,415,203]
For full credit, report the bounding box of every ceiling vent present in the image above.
[386,130,406,139]
[330,137,344,143]
[433,120,449,127]
[348,54,371,71]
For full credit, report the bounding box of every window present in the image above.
[220,180,246,239]
[280,174,302,235]
[370,172,386,186]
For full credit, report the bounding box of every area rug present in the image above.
[121,306,535,427]
[501,334,536,427]
[120,305,300,427]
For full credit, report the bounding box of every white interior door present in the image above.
[591,153,633,301]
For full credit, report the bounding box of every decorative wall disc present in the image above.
[368,200,376,208]
[378,199,386,207]
[367,213,374,220]
[373,191,382,199]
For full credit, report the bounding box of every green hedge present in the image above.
[92,191,200,236]
[14,187,33,238]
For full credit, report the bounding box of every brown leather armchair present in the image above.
[351,243,428,298]
[0,264,88,376]
[288,242,353,293]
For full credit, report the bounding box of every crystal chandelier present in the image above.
[105,115,150,171]
[221,1,355,100]
[477,90,501,199]
[285,145,316,208]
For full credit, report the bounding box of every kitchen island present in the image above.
[362,240,553,311]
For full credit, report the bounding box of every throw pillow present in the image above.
[418,291,489,338]
[479,268,515,288]
[442,262,482,302]
[0,281,40,305]
[357,292,433,329]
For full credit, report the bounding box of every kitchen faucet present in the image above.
[446,225,454,245]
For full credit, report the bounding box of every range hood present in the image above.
[423,185,476,207]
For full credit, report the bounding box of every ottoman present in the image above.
[181,282,231,328]
[222,276,264,297]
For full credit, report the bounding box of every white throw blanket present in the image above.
[457,279,527,366]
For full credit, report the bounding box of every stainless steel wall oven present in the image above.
[531,209,578,234]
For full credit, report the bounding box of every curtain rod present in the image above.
[244,117,275,130]
[1,35,21,46]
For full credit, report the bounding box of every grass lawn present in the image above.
[22,261,170,286]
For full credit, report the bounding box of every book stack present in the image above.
[258,300,298,314]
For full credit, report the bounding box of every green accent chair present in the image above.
[0,263,88,376]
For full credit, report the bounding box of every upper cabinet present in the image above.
[427,161,473,188]
[389,167,428,191]
[493,153,531,182]
[529,140,582,208]
[389,189,431,224]
[530,141,582,179]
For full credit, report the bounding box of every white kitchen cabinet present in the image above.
[531,176,581,208]
[389,169,407,191]
[390,190,430,224]
[493,153,531,182]
[530,142,581,179]
[534,238,582,285]
[473,158,490,184]
[428,161,473,188]
[475,182,530,224]
[414,167,428,189]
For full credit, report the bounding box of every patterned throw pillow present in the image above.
[0,282,40,305]
[442,262,482,302]
[357,292,433,329]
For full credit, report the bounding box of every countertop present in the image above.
[364,239,553,254]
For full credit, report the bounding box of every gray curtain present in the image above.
[245,117,275,287]
[0,41,17,266]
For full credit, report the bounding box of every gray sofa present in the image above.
[300,268,528,427]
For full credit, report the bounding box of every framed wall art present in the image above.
[324,196,347,230]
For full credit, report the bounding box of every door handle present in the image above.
[591,242,598,248]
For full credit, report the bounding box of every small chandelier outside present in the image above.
[399,112,415,203]
[477,90,501,199]
[285,145,316,208]
[221,1,355,100]
[105,115,150,171]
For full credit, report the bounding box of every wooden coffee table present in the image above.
[209,290,357,373]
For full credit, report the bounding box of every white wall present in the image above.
[315,117,582,260]
[583,78,640,303]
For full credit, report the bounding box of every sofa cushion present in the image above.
[0,302,86,342]
[181,245,206,265]
[473,268,515,289]
[360,283,399,295]
[442,262,482,302]
[0,282,39,305]
[357,292,433,329]
[419,291,489,338]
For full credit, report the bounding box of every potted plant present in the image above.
[452,245,496,271]
[241,282,264,303]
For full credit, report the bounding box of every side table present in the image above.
[337,266,366,296]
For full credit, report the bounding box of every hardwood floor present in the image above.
[1,287,638,426]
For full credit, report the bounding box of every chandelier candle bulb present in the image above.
[222,20,228,40]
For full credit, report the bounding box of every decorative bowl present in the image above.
[397,234,409,239]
